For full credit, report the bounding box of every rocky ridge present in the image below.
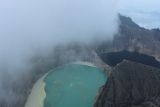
[94,60,160,107]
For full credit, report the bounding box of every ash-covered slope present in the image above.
[94,60,160,107]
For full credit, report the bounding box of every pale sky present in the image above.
[117,0,160,29]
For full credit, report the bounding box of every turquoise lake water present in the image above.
[44,64,107,107]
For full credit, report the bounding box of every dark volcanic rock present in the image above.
[99,50,160,68]
[119,15,140,28]
[94,60,160,107]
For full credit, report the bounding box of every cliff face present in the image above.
[98,15,160,61]
[94,60,160,107]
[95,15,160,107]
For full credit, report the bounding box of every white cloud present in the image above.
[0,0,119,103]
[0,0,119,68]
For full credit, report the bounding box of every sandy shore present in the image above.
[73,61,96,67]
[24,73,48,107]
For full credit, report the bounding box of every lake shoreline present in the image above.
[24,73,48,107]
[24,62,105,107]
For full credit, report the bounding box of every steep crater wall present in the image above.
[99,50,160,68]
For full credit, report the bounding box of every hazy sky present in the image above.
[118,0,160,29]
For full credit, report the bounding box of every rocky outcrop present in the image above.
[97,15,160,61]
[94,60,160,107]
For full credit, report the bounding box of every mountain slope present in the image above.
[98,14,160,61]
[94,60,160,107]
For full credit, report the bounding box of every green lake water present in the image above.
[44,64,107,107]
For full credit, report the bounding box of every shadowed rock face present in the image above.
[99,50,160,68]
[94,60,160,107]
